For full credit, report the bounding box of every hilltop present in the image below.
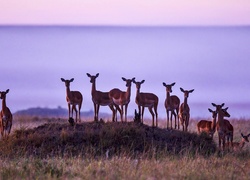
[0,121,216,158]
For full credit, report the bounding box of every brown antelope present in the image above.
[197,108,217,138]
[61,78,83,123]
[133,79,159,127]
[162,82,180,129]
[215,106,231,151]
[178,88,194,131]
[0,89,12,138]
[212,103,234,149]
[86,73,116,122]
[109,77,135,122]
[225,133,250,151]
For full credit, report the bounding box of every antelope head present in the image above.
[86,73,99,83]
[180,88,194,98]
[0,89,10,99]
[163,82,176,93]
[211,103,225,112]
[61,78,74,88]
[132,79,145,90]
[122,77,135,87]
[241,133,250,143]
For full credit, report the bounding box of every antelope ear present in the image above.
[132,77,135,81]
[171,82,176,86]
[189,89,194,93]
[122,77,126,81]
[141,80,145,84]
[241,133,244,137]
[221,103,225,107]
[208,108,213,113]
[224,107,229,111]
[86,73,91,77]
[163,82,166,87]
[61,78,65,82]
[96,73,99,77]
[180,87,184,92]
[6,89,9,93]
[211,103,216,107]
[70,78,74,82]
[132,79,136,83]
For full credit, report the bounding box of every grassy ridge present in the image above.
[1,121,215,158]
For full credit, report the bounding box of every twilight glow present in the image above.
[0,0,250,26]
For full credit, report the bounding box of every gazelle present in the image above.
[225,133,250,151]
[86,73,116,122]
[212,103,234,149]
[61,78,83,123]
[0,89,12,138]
[178,88,194,131]
[109,77,135,122]
[162,82,180,129]
[133,79,159,127]
[215,106,231,151]
[197,108,217,138]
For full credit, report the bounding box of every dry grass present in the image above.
[0,154,250,179]
[0,115,250,179]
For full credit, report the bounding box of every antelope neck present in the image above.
[126,85,132,99]
[66,86,72,98]
[1,97,7,113]
[166,91,171,104]
[183,96,188,106]
[2,98,6,108]
[211,115,217,131]
[136,87,140,96]
[239,141,245,149]
[217,111,225,126]
[91,80,96,95]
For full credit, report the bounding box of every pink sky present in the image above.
[1,0,250,26]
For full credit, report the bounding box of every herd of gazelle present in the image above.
[0,73,249,151]
[61,73,250,151]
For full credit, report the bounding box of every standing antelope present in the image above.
[212,103,234,149]
[86,73,116,122]
[162,82,180,129]
[133,79,159,127]
[0,89,12,138]
[214,106,231,151]
[225,133,250,151]
[197,108,217,138]
[178,88,194,131]
[61,78,83,123]
[109,77,135,122]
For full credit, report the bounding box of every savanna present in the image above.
[0,114,250,180]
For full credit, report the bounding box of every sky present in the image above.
[1,1,250,119]
[1,0,250,26]
[1,26,250,119]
